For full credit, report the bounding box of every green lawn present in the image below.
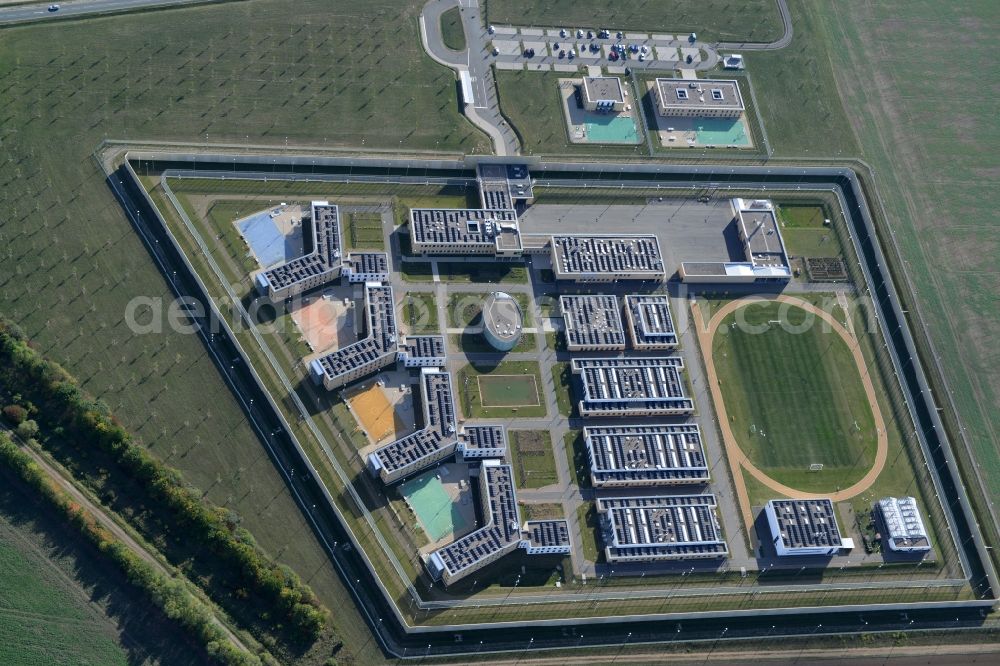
[345,212,384,250]
[496,69,649,157]
[478,375,540,407]
[440,6,467,51]
[712,301,878,492]
[743,1,859,157]
[402,292,439,334]
[563,430,590,490]
[486,0,784,43]
[508,430,558,489]
[575,501,602,564]
[457,361,546,418]
[440,262,529,284]
[0,479,209,666]
[551,362,576,417]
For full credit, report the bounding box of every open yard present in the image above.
[508,430,558,489]
[712,300,878,492]
[485,0,784,43]
[402,292,439,334]
[777,203,844,259]
[344,211,385,251]
[457,361,546,418]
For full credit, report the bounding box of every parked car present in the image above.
[48,3,60,10]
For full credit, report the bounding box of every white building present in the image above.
[765,499,850,557]
[878,497,931,553]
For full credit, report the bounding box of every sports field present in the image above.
[457,361,546,418]
[399,469,471,542]
[711,300,879,491]
[289,294,351,352]
[478,375,540,407]
[346,382,405,445]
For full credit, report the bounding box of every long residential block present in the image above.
[585,424,709,487]
[597,495,728,563]
[571,357,694,417]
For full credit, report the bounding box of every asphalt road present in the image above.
[0,0,214,24]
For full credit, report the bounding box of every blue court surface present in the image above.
[237,211,296,267]
[586,115,640,143]
[695,118,751,146]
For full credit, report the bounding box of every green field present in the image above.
[575,502,602,564]
[0,478,208,666]
[457,361,546,418]
[508,430,558,489]
[403,292,439,334]
[478,375,541,407]
[815,0,1000,530]
[440,6,467,51]
[450,331,538,354]
[563,430,590,490]
[345,212,385,250]
[402,261,529,283]
[485,0,784,43]
[0,0,489,660]
[550,362,576,417]
[712,301,878,492]
[777,204,844,259]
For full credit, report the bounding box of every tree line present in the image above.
[0,318,329,653]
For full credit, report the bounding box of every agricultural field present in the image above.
[508,430,558,489]
[485,0,784,43]
[0,480,206,666]
[0,0,489,661]
[816,0,1000,519]
[712,300,878,491]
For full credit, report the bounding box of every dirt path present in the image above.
[691,295,889,526]
[9,438,254,656]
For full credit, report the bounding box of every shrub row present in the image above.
[0,319,327,647]
[0,432,262,666]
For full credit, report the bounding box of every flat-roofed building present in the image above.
[457,424,507,460]
[409,208,522,257]
[482,291,523,352]
[426,461,570,584]
[367,368,459,484]
[426,460,523,585]
[571,357,694,417]
[522,520,571,555]
[877,497,931,553]
[679,198,791,283]
[476,163,514,211]
[585,424,709,487]
[654,78,744,118]
[765,499,849,557]
[582,76,626,112]
[309,283,398,390]
[255,202,343,300]
[560,295,626,351]
[343,251,390,283]
[624,294,677,349]
[597,495,728,563]
[550,235,666,282]
[398,335,447,368]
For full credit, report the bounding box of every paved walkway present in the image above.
[691,294,889,528]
